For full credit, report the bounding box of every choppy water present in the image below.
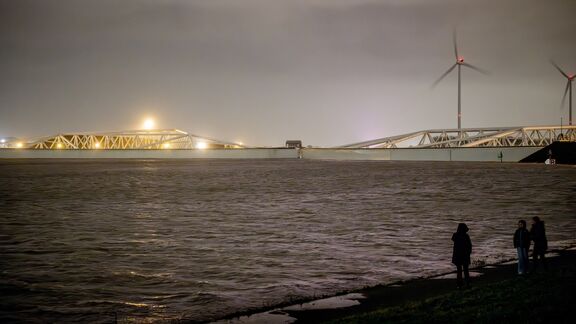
[1,159,575,323]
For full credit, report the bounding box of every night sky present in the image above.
[1,0,575,146]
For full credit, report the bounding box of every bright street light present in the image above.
[142,118,155,130]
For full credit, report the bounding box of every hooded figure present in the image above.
[530,216,548,271]
[452,223,472,288]
[452,223,472,265]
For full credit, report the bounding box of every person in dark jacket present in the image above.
[513,220,531,275]
[452,223,472,288]
[530,216,548,271]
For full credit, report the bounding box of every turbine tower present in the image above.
[433,32,487,131]
[551,61,574,126]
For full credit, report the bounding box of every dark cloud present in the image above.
[1,0,575,146]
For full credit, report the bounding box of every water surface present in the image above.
[1,159,575,322]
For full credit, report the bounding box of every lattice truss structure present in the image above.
[23,129,243,150]
[341,126,576,149]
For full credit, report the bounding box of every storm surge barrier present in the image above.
[339,126,576,149]
[1,126,574,162]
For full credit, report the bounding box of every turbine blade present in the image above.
[453,30,459,60]
[561,80,570,110]
[551,60,569,79]
[462,62,489,75]
[432,64,457,88]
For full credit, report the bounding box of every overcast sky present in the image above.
[1,0,575,146]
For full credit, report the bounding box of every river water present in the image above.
[1,159,575,323]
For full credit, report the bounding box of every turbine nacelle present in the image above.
[457,57,465,64]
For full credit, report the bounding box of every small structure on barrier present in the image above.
[285,140,303,149]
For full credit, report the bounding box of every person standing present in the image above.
[513,220,531,275]
[530,216,548,271]
[452,223,472,288]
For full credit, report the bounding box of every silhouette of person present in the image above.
[530,216,548,271]
[513,220,530,275]
[452,223,472,288]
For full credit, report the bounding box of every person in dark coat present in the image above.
[530,216,548,271]
[452,223,472,288]
[513,220,531,275]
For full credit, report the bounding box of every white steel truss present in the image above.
[20,129,243,150]
[340,126,576,148]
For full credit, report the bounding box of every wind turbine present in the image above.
[551,61,574,126]
[432,32,488,131]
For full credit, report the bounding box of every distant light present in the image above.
[142,118,155,130]
[162,143,171,149]
[56,143,63,149]
[195,142,207,149]
[94,142,101,149]
[0,139,5,143]
[237,142,244,146]
[15,142,23,148]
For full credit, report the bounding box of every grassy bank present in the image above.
[330,272,576,323]
[328,254,576,323]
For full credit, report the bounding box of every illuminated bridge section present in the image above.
[340,126,576,149]
[24,129,243,150]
